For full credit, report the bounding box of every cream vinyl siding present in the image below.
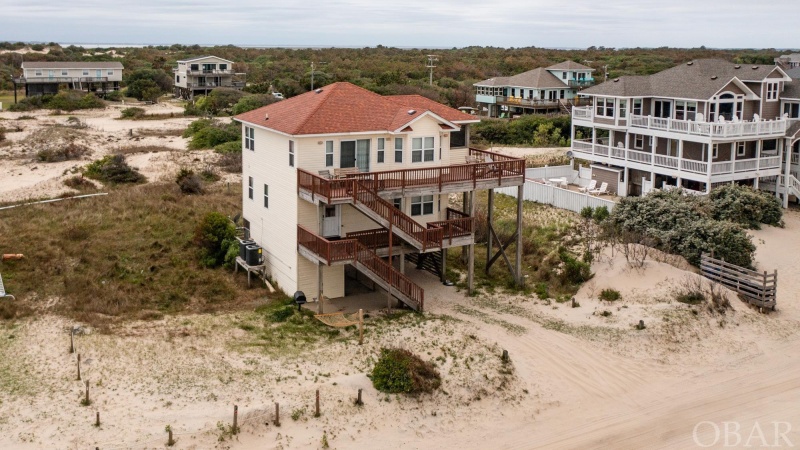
[25,68,123,81]
[242,126,299,294]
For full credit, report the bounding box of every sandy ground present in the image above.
[2,193,799,450]
[0,103,236,203]
[489,145,568,159]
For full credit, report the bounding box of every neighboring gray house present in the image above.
[14,61,123,97]
[775,53,800,70]
[173,55,244,99]
[570,59,798,205]
[474,60,595,117]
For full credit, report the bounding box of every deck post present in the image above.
[467,190,476,294]
[440,248,446,283]
[516,184,524,287]
[400,244,405,274]
[486,189,494,273]
[318,262,324,314]
[461,192,470,264]
[387,211,393,314]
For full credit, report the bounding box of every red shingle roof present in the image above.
[235,82,478,135]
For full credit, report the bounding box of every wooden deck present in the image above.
[700,253,777,310]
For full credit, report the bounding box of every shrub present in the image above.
[120,107,146,119]
[559,250,592,284]
[184,118,240,149]
[708,184,783,229]
[371,348,441,395]
[105,90,123,102]
[37,142,89,162]
[176,168,204,194]
[214,140,242,154]
[598,288,621,302]
[84,154,146,184]
[231,94,279,115]
[193,212,236,267]
[63,175,96,191]
[9,92,104,112]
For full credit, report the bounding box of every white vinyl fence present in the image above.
[525,165,574,180]
[496,181,616,214]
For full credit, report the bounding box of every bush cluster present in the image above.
[120,107,146,119]
[370,348,441,395]
[36,142,90,162]
[707,184,783,229]
[175,168,204,194]
[9,91,105,112]
[608,188,767,267]
[472,115,571,147]
[183,118,241,150]
[193,211,236,268]
[84,154,146,184]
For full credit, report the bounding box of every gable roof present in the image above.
[582,59,784,100]
[474,68,566,89]
[786,68,800,80]
[234,82,477,136]
[21,61,123,69]
[546,60,594,71]
[784,80,800,99]
[177,55,233,64]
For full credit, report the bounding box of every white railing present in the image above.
[627,149,652,164]
[495,181,616,214]
[759,156,781,169]
[654,154,679,169]
[630,115,787,138]
[573,140,593,153]
[573,106,593,120]
[595,145,609,156]
[734,159,758,172]
[712,162,733,174]
[681,159,708,174]
[610,146,626,159]
[792,154,799,165]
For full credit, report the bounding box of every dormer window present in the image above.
[766,82,779,101]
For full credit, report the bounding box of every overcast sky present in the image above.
[1,0,798,49]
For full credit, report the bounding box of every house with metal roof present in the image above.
[173,55,244,99]
[473,60,595,118]
[233,82,526,311]
[13,61,123,98]
[570,59,800,206]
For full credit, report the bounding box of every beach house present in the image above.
[14,61,123,97]
[234,82,526,310]
[474,61,595,118]
[173,56,244,99]
[569,59,798,204]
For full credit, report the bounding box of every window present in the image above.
[377,138,385,163]
[784,103,800,118]
[595,98,615,117]
[61,70,68,76]
[412,137,435,162]
[634,135,644,149]
[410,195,434,216]
[560,90,565,99]
[393,198,402,210]
[220,64,228,70]
[325,141,334,166]
[107,70,113,76]
[654,100,672,118]
[675,101,697,121]
[35,70,42,76]
[766,82,779,101]
[190,64,199,71]
[263,184,269,208]
[394,138,403,163]
[562,72,567,80]
[248,177,253,200]
[632,99,642,115]
[619,99,627,118]
[511,88,516,97]
[712,144,719,159]
[176,74,180,83]
[244,126,255,151]
[737,142,746,157]
[289,140,295,167]
[763,139,778,152]
[82,70,89,76]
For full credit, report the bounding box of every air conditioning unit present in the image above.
[245,245,262,266]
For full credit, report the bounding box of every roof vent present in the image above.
[687,61,694,66]
[752,66,759,70]
[613,78,620,82]
[408,109,416,115]
[315,88,322,93]
[734,65,741,69]
[711,76,718,80]
[264,113,269,120]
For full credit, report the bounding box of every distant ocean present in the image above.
[58,43,586,50]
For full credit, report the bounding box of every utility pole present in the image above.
[426,55,439,86]
[603,65,609,82]
[311,61,315,90]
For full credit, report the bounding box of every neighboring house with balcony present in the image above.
[474,60,594,118]
[234,82,525,311]
[173,56,243,99]
[570,59,795,203]
[14,61,123,97]
[775,53,800,70]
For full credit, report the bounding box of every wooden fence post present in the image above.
[315,389,320,417]
[95,411,100,427]
[70,330,74,354]
[77,354,81,381]
[358,309,364,345]
[356,388,363,406]
[233,405,238,434]
[84,380,90,405]
[167,427,175,446]
[274,402,280,427]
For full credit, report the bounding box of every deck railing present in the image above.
[297,225,423,310]
[298,148,524,203]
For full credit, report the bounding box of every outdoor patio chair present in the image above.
[318,170,332,179]
[0,274,15,301]
[579,179,597,193]
[589,182,609,196]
